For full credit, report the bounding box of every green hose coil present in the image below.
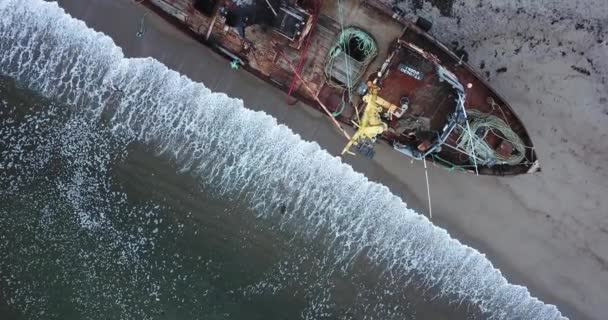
[456,110,527,166]
[324,27,378,89]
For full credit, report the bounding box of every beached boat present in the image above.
[142,0,540,175]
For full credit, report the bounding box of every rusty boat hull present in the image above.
[142,0,540,175]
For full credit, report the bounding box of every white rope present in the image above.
[456,110,526,166]
[423,158,433,220]
[337,0,353,103]
[461,105,479,175]
[264,0,278,16]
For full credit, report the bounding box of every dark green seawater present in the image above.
[0,76,471,319]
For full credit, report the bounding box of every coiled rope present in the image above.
[456,110,526,165]
[324,27,378,89]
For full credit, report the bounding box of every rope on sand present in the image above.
[136,12,148,38]
[423,158,433,220]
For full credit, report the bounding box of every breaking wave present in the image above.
[0,0,566,319]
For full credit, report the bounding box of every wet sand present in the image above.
[55,1,607,319]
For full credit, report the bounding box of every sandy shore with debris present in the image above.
[56,1,607,319]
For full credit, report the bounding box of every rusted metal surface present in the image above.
[376,44,456,133]
[143,0,539,175]
[396,26,538,174]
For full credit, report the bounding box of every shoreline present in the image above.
[54,1,607,319]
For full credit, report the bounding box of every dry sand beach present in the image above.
[49,1,607,319]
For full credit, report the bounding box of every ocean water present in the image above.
[0,1,567,319]
[1,76,470,320]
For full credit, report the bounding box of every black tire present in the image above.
[416,17,433,32]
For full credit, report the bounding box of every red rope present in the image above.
[286,0,322,97]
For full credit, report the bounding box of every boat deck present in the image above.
[144,0,539,175]
[413,27,536,172]
[378,44,457,133]
[148,0,405,123]
[399,27,532,146]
